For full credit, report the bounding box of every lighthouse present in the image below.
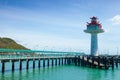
[84,16,104,56]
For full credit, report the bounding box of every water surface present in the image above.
[0,64,120,80]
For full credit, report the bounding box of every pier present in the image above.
[0,48,79,73]
[0,56,75,73]
[0,49,120,73]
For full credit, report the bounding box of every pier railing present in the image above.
[0,48,82,59]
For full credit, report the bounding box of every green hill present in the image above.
[0,37,28,50]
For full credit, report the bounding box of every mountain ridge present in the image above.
[0,37,28,50]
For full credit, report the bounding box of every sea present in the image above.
[0,61,120,80]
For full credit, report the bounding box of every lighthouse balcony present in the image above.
[84,28,104,33]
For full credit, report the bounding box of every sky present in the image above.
[0,0,120,55]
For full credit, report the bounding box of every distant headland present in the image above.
[0,37,28,50]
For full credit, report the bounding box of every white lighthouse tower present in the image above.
[84,16,104,56]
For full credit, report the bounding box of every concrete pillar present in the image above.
[62,58,63,65]
[55,59,57,66]
[91,33,98,56]
[74,57,77,66]
[92,57,95,67]
[59,58,60,65]
[43,59,45,67]
[115,59,118,68]
[12,61,15,72]
[98,56,101,69]
[78,56,80,66]
[2,62,5,73]
[26,60,29,70]
[38,60,40,68]
[86,56,89,66]
[81,56,84,66]
[65,58,67,64]
[20,60,22,70]
[111,57,114,70]
[67,58,70,65]
[33,60,35,69]
[47,59,49,67]
[52,59,54,66]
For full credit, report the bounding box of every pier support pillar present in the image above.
[98,56,101,69]
[81,56,84,66]
[65,58,67,64]
[59,58,60,65]
[67,58,70,65]
[47,59,49,67]
[26,60,29,70]
[104,57,108,69]
[78,56,80,66]
[74,57,77,66]
[33,60,35,69]
[2,62,5,73]
[92,57,95,67]
[38,60,41,68]
[43,59,45,67]
[86,56,89,67]
[52,59,54,66]
[55,59,57,66]
[115,59,118,68]
[111,57,114,70]
[62,58,63,65]
[20,61,22,70]
[12,61,15,72]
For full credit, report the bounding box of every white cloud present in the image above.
[110,15,120,25]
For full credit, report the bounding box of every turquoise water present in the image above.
[0,62,120,80]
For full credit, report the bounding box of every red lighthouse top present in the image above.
[87,16,102,29]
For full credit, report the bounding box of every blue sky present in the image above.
[0,0,120,55]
